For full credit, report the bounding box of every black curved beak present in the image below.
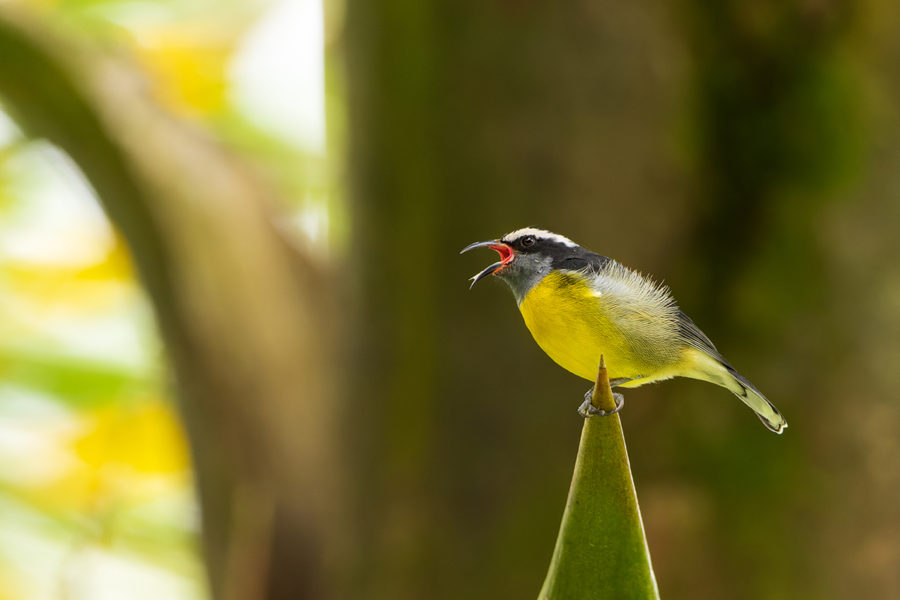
[459,240,500,254]
[460,239,510,289]
[468,262,504,289]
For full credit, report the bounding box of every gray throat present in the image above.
[498,254,553,305]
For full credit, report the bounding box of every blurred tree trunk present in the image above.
[662,2,865,599]
[680,1,859,321]
[342,1,686,597]
[0,10,340,599]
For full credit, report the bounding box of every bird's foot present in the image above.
[578,388,624,418]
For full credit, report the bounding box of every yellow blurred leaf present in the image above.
[12,399,191,517]
[132,21,242,115]
[1,237,135,312]
[73,400,189,476]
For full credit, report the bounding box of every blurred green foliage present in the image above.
[0,0,328,597]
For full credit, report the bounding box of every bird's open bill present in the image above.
[460,239,514,288]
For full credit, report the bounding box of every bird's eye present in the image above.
[522,236,535,248]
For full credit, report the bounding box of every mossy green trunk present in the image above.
[342,0,683,596]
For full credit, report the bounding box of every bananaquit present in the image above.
[462,227,786,434]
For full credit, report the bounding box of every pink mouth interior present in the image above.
[489,243,514,266]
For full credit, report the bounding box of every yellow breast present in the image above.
[518,271,651,381]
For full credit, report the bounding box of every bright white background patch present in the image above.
[229,0,325,152]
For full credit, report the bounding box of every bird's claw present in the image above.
[577,390,624,418]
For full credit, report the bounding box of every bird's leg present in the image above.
[578,388,625,418]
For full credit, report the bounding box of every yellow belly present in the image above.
[518,271,659,382]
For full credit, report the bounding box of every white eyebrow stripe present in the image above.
[502,227,578,247]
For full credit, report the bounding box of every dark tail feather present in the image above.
[723,364,787,434]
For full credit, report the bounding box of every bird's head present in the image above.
[461,228,579,301]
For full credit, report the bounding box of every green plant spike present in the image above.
[539,356,660,600]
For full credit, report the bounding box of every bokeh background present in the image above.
[1,0,899,598]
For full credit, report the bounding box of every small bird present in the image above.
[461,227,787,433]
